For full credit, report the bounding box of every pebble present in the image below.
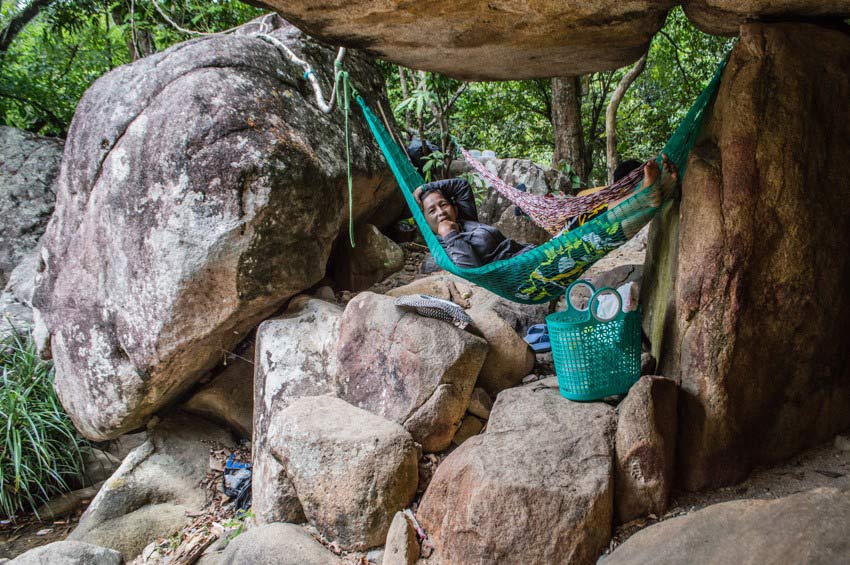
[314,285,336,302]
[835,434,850,452]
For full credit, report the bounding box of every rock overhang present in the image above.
[253,0,676,80]
[250,0,850,79]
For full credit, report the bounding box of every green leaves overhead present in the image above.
[0,0,263,136]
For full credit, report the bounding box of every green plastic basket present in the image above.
[547,280,642,401]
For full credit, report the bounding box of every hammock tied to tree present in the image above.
[355,59,726,305]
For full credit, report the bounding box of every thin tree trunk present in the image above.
[551,75,587,188]
[113,1,156,61]
[606,53,648,183]
[398,66,412,143]
[416,70,427,145]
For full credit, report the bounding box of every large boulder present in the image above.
[268,396,420,551]
[211,523,340,565]
[683,1,850,35]
[615,376,678,524]
[641,23,850,491]
[9,541,121,565]
[466,306,534,395]
[387,274,547,385]
[31,16,400,441]
[253,1,674,80]
[603,488,850,564]
[252,297,342,525]
[336,292,488,452]
[417,382,616,565]
[0,126,62,288]
[493,206,552,247]
[69,412,235,560]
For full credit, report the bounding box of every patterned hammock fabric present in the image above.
[460,147,646,235]
[356,58,726,305]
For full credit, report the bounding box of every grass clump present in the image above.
[0,328,89,519]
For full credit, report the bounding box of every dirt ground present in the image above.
[0,508,81,559]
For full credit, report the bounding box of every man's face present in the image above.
[422,190,458,233]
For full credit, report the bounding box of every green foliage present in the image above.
[557,161,584,190]
[420,150,444,183]
[613,7,734,176]
[0,328,90,520]
[384,6,732,185]
[221,508,253,548]
[383,64,554,165]
[0,13,125,136]
[454,79,553,164]
[0,0,264,136]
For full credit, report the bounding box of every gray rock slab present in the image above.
[603,488,850,565]
[10,541,121,565]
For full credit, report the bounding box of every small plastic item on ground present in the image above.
[523,323,551,353]
[392,218,417,243]
[547,280,641,401]
[223,453,252,511]
[393,294,474,330]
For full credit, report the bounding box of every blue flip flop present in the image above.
[523,324,551,353]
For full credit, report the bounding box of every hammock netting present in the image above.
[356,59,726,305]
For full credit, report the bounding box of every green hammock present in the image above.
[356,59,726,305]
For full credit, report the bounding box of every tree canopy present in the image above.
[0,0,263,136]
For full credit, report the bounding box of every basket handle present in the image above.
[565,279,596,316]
[588,287,625,322]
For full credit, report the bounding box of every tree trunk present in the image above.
[398,66,412,143]
[606,53,648,183]
[551,75,587,188]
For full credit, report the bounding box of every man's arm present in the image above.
[440,230,483,269]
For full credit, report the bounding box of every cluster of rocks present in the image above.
[249,275,538,539]
[0,127,63,339]
[218,257,689,565]
[6,8,850,565]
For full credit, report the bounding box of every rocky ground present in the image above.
[604,433,850,556]
[4,239,849,563]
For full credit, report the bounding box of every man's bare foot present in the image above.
[644,154,679,207]
[643,160,660,188]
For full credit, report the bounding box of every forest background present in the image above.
[0,0,732,189]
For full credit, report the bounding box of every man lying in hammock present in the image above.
[413,156,678,269]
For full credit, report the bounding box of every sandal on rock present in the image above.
[524,323,551,353]
[393,294,474,330]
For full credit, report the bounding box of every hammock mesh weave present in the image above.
[356,59,726,305]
